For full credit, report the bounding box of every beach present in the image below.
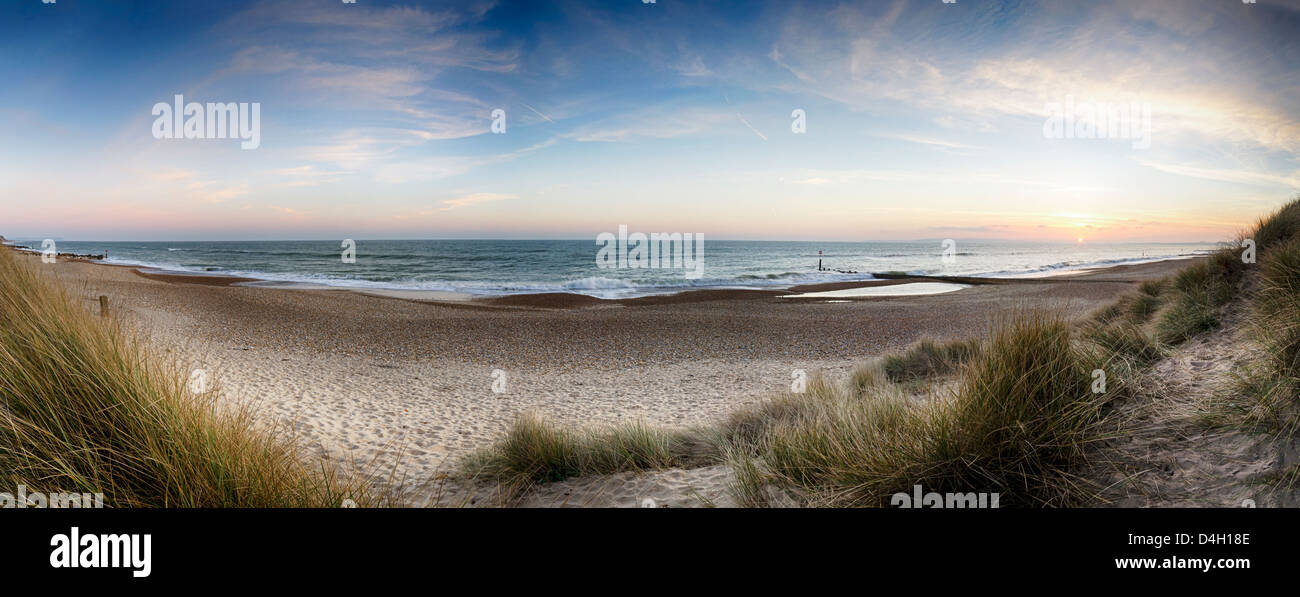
[6,1,1294,583]
[25,252,1193,504]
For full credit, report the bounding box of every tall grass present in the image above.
[1085,322,1163,365]
[736,312,1106,506]
[1129,280,1165,322]
[1250,198,1300,252]
[463,412,717,490]
[1090,279,1165,328]
[1242,199,1300,425]
[0,249,372,507]
[881,337,981,383]
[1150,199,1300,347]
[1154,250,1243,344]
[1256,236,1300,384]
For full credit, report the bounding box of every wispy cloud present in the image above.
[1139,160,1300,189]
[878,133,982,152]
[425,192,517,213]
[567,107,735,142]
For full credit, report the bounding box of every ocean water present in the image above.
[7,239,1219,299]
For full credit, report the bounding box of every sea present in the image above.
[4,238,1220,299]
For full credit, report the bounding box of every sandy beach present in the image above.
[26,252,1195,504]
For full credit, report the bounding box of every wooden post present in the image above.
[99,295,108,317]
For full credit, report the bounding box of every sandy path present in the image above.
[1095,296,1300,507]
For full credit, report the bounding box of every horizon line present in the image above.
[2,235,1225,245]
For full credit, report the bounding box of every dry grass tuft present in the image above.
[0,249,375,507]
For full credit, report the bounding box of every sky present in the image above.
[1,0,1298,242]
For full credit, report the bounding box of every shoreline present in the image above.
[7,241,1205,310]
[2,236,1206,306]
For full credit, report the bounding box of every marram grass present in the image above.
[732,311,1110,507]
[465,413,717,480]
[1241,198,1300,428]
[0,249,375,507]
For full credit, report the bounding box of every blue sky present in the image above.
[2,0,1298,241]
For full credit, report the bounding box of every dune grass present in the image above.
[881,337,981,383]
[1129,280,1166,321]
[0,249,373,507]
[1086,219,1251,355]
[1085,321,1163,366]
[726,312,1111,507]
[1255,237,1300,387]
[1091,279,1166,328]
[1240,200,1300,427]
[1154,250,1244,345]
[462,412,718,489]
[1250,198,1300,252]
